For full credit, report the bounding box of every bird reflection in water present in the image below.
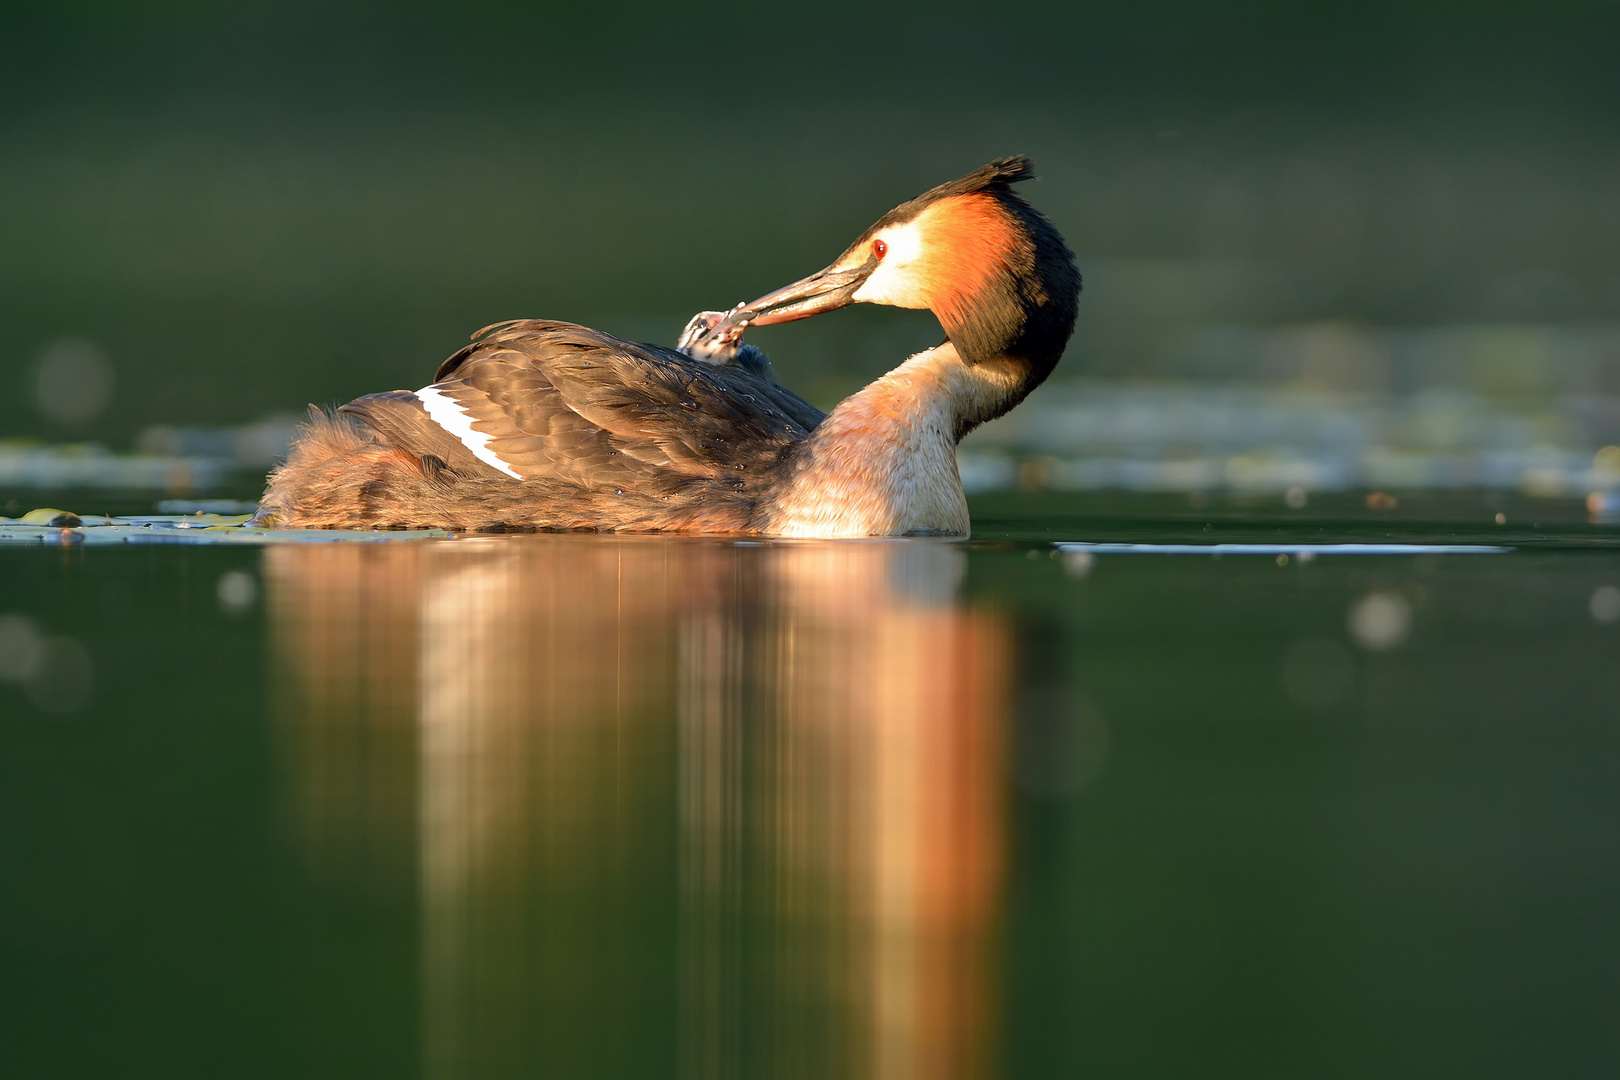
[267,538,1009,1080]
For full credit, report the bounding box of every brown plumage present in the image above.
[253,321,825,532]
[253,156,1080,537]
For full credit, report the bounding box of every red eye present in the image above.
[872,238,887,260]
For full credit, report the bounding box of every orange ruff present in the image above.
[913,195,1022,338]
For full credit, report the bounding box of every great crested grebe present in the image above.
[251,156,1079,537]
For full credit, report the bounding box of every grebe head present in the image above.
[741,156,1081,376]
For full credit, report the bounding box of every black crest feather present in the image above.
[913,155,1036,204]
[868,156,1038,231]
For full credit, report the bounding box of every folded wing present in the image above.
[339,320,825,499]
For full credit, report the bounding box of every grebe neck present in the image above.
[760,343,1029,538]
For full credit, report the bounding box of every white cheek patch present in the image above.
[851,219,930,308]
[415,385,523,479]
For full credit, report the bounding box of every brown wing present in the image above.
[410,320,825,493]
[337,391,495,477]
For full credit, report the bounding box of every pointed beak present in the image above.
[739,256,877,326]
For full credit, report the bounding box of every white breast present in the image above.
[762,346,972,539]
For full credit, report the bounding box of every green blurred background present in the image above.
[6,10,1620,1074]
[3,0,1618,451]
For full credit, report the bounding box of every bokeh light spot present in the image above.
[1590,585,1620,624]
[33,337,114,426]
[1348,590,1412,651]
[217,570,259,615]
[0,614,45,682]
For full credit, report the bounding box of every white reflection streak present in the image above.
[419,551,515,1080]
[678,609,739,1080]
[1057,541,1508,555]
[676,544,1003,1080]
[872,614,924,1080]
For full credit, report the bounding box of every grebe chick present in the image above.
[252,156,1080,536]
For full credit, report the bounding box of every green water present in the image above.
[2,493,1618,1078]
[4,3,1619,1072]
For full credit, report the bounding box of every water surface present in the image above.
[2,494,1619,1078]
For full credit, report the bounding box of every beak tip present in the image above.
[737,263,872,328]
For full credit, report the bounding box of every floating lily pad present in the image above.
[16,508,82,527]
[0,512,450,545]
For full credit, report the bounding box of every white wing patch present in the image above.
[415,386,522,479]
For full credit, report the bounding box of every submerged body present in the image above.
[253,157,1080,537]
